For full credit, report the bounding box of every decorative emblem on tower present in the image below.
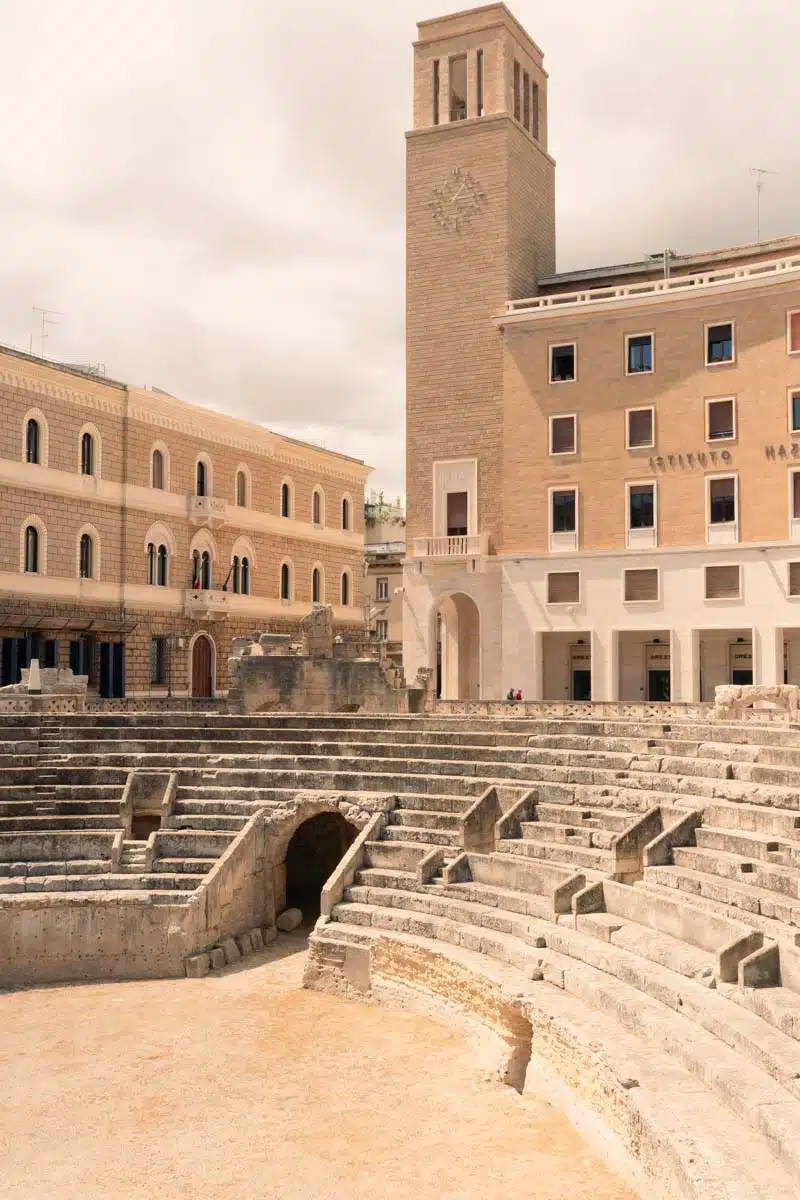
[430,167,487,233]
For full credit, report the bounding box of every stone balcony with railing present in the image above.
[497,251,800,326]
[412,533,489,559]
[188,495,226,527]
[183,588,230,620]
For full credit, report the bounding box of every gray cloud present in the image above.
[0,0,797,501]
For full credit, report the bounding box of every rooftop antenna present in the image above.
[32,306,63,358]
[749,168,778,242]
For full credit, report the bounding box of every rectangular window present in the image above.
[376,577,389,601]
[626,333,653,374]
[790,389,800,433]
[476,49,484,116]
[513,60,521,121]
[449,55,467,122]
[627,407,654,449]
[547,571,580,604]
[789,310,800,355]
[433,60,440,125]
[550,414,577,455]
[530,81,539,139]
[790,562,800,596]
[150,636,168,686]
[376,619,389,641]
[707,397,736,441]
[446,491,468,537]
[550,343,576,383]
[624,568,659,602]
[705,564,740,599]
[523,69,531,130]
[552,489,576,534]
[706,322,734,365]
[709,476,736,525]
[628,483,655,529]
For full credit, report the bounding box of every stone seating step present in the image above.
[636,878,800,949]
[153,857,216,874]
[0,859,110,878]
[0,871,205,894]
[533,803,633,832]
[354,866,556,922]
[643,864,800,929]
[314,920,798,1199]
[673,846,800,900]
[327,899,800,1153]
[170,814,246,832]
[0,815,122,833]
[696,826,800,869]
[364,840,428,872]
[748,763,800,787]
[703,802,800,839]
[519,820,615,850]
[495,837,612,872]
[388,808,462,832]
[383,824,461,848]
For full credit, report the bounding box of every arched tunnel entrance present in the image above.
[284,811,358,919]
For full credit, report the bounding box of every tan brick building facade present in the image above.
[0,346,370,698]
[404,3,800,704]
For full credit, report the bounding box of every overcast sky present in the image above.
[0,0,797,501]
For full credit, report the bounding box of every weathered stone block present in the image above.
[210,947,226,971]
[276,908,303,932]
[249,927,264,952]
[185,952,211,979]
[261,924,278,945]
[236,932,253,957]
[222,937,241,965]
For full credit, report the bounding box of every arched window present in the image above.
[241,557,250,595]
[26,419,40,465]
[341,571,350,607]
[79,533,93,580]
[236,470,248,507]
[312,489,322,525]
[24,525,39,574]
[231,555,240,594]
[157,544,168,587]
[192,549,200,587]
[280,562,291,601]
[312,567,321,603]
[146,542,156,586]
[281,482,291,518]
[196,460,207,497]
[342,496,351,531]
[152,449,165,490]
[201,551,211,589]
[80,431,94,476]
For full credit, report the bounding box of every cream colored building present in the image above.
[0,345,370,698]
[364,493,405,669]
[404,3,800,703]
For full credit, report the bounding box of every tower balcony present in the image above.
[183,588,229,621]
[188,495,226,527]
[413,533,489,559]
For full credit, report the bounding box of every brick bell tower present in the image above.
[405,4,555,555]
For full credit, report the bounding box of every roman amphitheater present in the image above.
[3,689,800,1197]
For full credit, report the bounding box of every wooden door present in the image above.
[192,636,213,698]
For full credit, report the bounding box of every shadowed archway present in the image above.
[284,811,358,917]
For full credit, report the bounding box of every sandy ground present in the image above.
[0,935,636,1200]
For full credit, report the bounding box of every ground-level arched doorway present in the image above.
[190,632,214,698]
[285,811,357,917]
[434,592,481,700]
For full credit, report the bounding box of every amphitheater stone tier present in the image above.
[3,710,800,1197]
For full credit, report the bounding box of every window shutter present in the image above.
[547,572,580,604]
[624,569,658,601]
[705,565,740,599]
[790,563,800,596]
